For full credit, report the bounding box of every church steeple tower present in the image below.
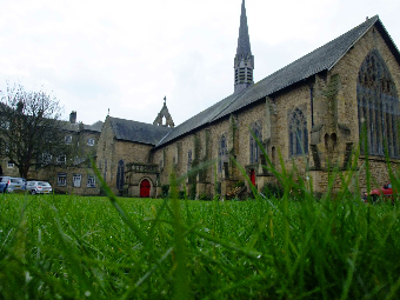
[234,0,254,93]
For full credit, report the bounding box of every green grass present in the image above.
[1,189,400,299]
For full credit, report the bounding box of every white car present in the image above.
[26,181,53,194]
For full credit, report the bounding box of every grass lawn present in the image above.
[1,190,400,299]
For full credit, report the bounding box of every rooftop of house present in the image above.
[63,120,104,133]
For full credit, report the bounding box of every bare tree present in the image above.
[0,83,67,179]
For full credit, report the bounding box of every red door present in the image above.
[250,169,256,186]
[140,179,151,198]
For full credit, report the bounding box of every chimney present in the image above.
[69,111,77,124]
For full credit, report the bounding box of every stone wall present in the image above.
[153,24,400,198]
[324,24,400,192]
[96,116,155,196]
[33,165,101,195]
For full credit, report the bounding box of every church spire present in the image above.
[234,0,254,93]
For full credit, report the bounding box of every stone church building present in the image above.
[4,1,399,198]
[94,1,400,198]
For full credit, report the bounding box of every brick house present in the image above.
[28,112,103,195]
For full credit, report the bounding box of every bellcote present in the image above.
[153,97,175,128]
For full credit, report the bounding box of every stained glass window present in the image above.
[289,109,308,156]
[250,123,262,164]
[218,135,228,173]
[357,50,399,158]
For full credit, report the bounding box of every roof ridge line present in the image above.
[328,15,379,70]
[254,15,380,88]
[208,91,245,123]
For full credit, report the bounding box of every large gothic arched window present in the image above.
[289,108,308,156]
[250,123,262,164]
[218,135,228,173]
[357,50,399,158]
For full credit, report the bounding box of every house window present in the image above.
[218,135,228,173]
[65,135,72,145]
[87,138,95,146]
[57,154,66,165]
[357,49,399,158]
[289,108,308,156]
[7,161,14,168]
[116,160,124,190]
[73,174,81,187]
[58,173,67,186]
[250,123,262,164]
[87,175,96,188]
[42,152,52,165]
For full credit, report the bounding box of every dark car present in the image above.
[363,182,396,204]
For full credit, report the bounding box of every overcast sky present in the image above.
[0,0,399,126]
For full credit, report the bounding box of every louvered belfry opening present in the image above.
[357,49,400,158]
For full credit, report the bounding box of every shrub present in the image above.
[189,183,196,200]
[198,193,211,201]
[178,190,186,199]
[215,181,221,195]
[263,182,284,198]
[234,180,245,188]
[161,184,169,198]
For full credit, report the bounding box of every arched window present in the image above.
[289,109,308,156]
[357,50,399,158]
[250,123,262,164]
[116,160,125,190]
[218,135,228,173]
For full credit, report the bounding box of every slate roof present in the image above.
[63,120,104,133]
[109,116,172,145]
[156,15,400,148]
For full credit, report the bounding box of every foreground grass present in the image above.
[0,192,400,299]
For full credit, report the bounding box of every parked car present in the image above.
[26,181,53,194]
[363,182,396,204]
[2,177,27,193]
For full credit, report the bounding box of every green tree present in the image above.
[0,83,67,179]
